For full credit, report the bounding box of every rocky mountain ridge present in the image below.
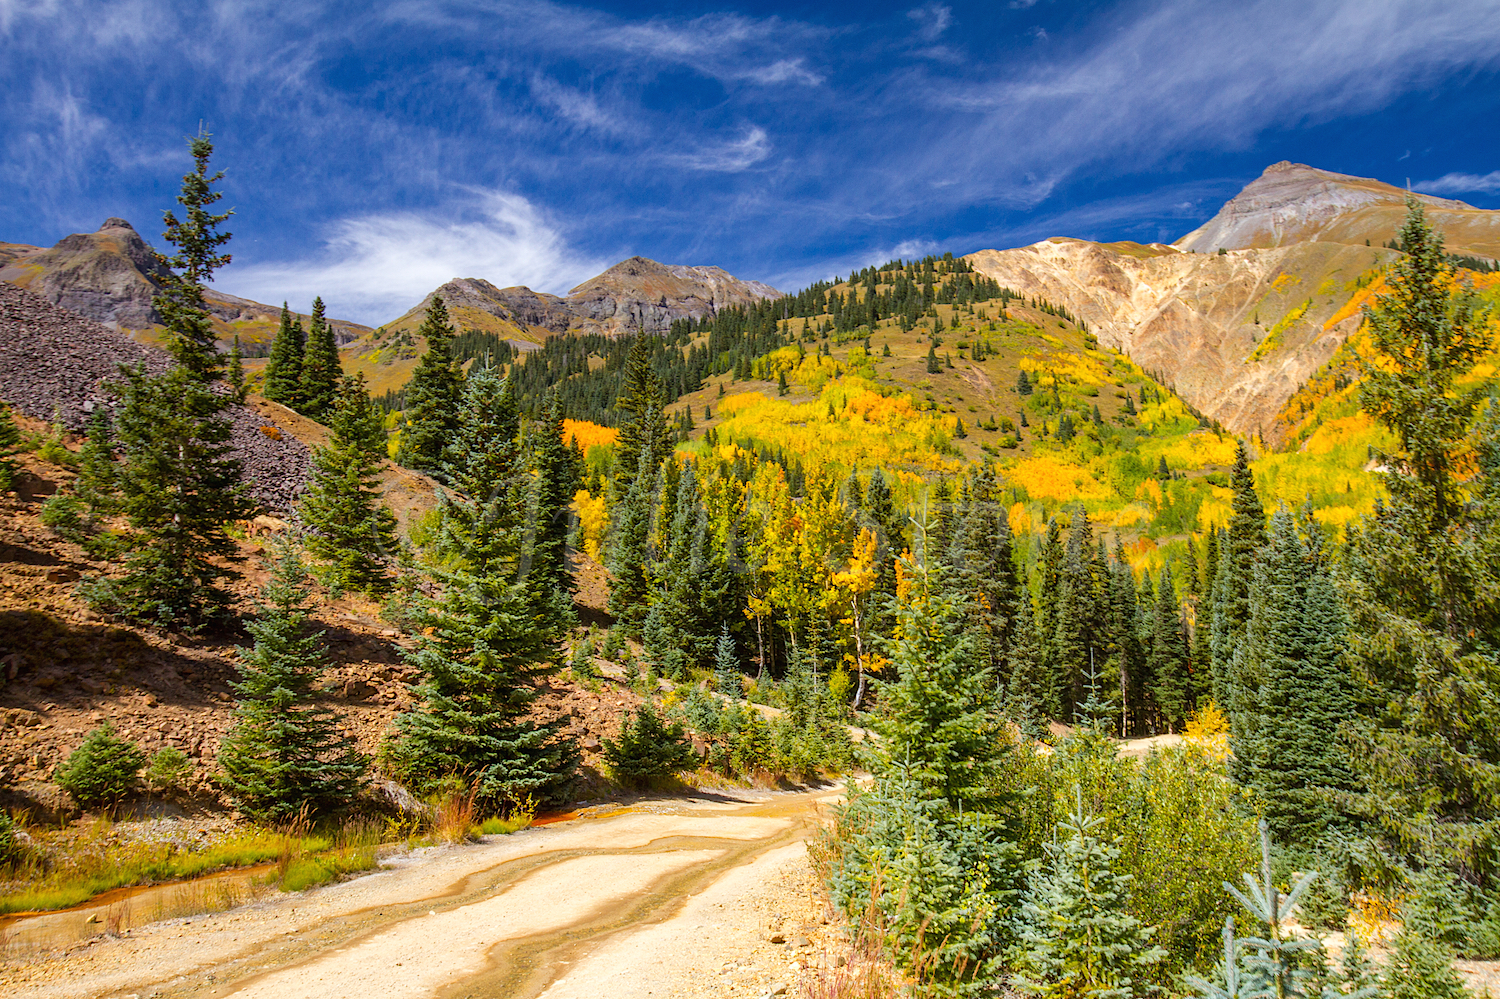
[967,162,1500,440]
[0,219,372,347]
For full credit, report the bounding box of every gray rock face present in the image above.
[563,256,781,334]
[0,218,171,329]
[0,282,309,511]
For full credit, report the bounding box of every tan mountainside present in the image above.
[967,162,1500,440]
[1175,161,1500,258]
[0,219,371,346]
[967,238,1389,440]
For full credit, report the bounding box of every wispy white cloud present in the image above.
[529,75,620,133]
[740,58,823,86]
[676,127,771,173]
[1415,170,1500,196]
[907,3,951,42]
[221,189,609,325]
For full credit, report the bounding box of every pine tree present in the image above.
[41,408,121,550]
[1014,789,1166,998]
[299,374,397,595]
[1383,927,1469,999]
[263,304,305,407]
[874,554,1003,808]
[83,135,250,630]
[1018,370,1033,396]
[1231,510,1356,841]
[714,624,741,699]
[1150,565,1191,731]
[607,448,657,631]
[395,296,464,476]
[0,401,23,492]
[614,334,675,491]
[219,542,367,820]
[386,531,578,808]
[1340,199,1500,880]
[153,132,232,381]
[603,705,697,786]
[297,296,341,420]
[528,391,576,593]
[927,345,942,373]
[1211,440,1266,721]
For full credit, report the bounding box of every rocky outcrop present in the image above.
[563,256,781,334]
[1175,161,1500,258]
[0,282,310,510]
[967,238,1389,439]
[0,219,371,347]
[0,218,170,329]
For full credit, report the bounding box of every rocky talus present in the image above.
[0,282,309,510]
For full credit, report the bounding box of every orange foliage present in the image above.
[1323,275,1387,331]
[1006,457,1111,503]
[562,419,618,450]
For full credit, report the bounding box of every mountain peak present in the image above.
[1175,162,1487,254]
[100,217,137,232]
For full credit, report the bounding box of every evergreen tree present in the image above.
[927,345,942,373]
[385,531,578,808]
[83,135,250,630]
[614,334,675,491]
[873,554,1003,808]
[0,401,22,492]
[263,304,305,407]
[153,132,232,381]
[528,390,576,593]
[299,374,397,595]
[41,408,121,551]
[297,296,341,420]
[395,296,464,476]
[1211,440,1266,721]
[1150,565,1191,731]
[715,624,741,699]
[1014,790,1165,998]
[1383,927,1469,999]
[1233,510,1356,842]
[1340,199,1500,880]
[219,542,367,820]
[1018,370,1033,396]
[607,448,658,631]
[603,705,697,786]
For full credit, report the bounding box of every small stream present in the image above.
[0,863,277,957]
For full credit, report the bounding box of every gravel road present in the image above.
[1,784,844,999]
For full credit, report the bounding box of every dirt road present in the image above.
[2,784,844,999]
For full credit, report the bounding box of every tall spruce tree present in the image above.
[614,334,675,492]
[528,390,576,593]
[299,374,397,595]
[1210,440,1266,725]
[218,542,367,819]
[297,296,341,420]
[395,295,464,476]
[1340,199,1500,880]
[227,334,247,402]
[262,304,305,407]
[84,134,250,629]
[1150,565,1191,731]
[386,434,578,806]
[1233,509,1356,842]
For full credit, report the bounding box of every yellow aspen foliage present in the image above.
[562,419,618,450]
[572,489,609,561]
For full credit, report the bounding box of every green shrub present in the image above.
[144,746,193,793]
[54,724,146,808]
[601,626,624,661]
[604,705,697,786]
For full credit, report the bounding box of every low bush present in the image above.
[54,724,146,808]
[144,746,193,794]
[604,705,697,787]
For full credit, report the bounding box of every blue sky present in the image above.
[4,0,1500,325]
